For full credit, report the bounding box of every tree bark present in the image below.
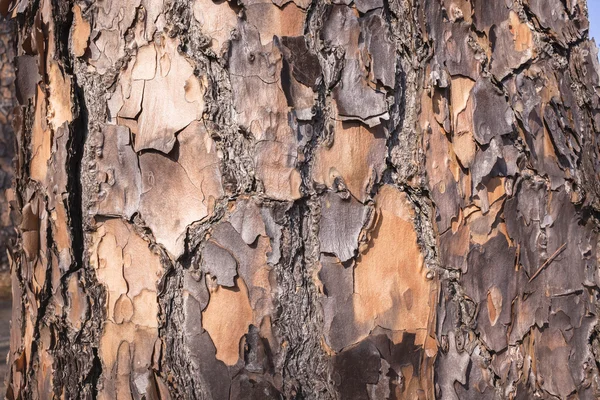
[4,0,600,398]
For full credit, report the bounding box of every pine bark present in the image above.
[4,0,600,399]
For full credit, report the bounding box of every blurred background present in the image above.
[590,0,600,44]
[0,15,14,399]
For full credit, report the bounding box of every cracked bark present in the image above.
[4,0,600,399]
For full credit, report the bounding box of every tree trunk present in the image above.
[4,0,600,398]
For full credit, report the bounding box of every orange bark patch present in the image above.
[451,77,477,168]
[486,176,506,206]
[192,0,238,52]
[135,37,204,153]
[509,11,533,53]
[92,219,164,398]
[30,85,51,182]
[51,201,71,252]
[131,289,159,328]
[66,274,87,330]
[113,294,134,324]
[92,219,162,325]
[451,77,475,130]
[47,61,73,131]
[202,276,253,366]
[132,44,157,81]
[95,227,127,321]
[313,120,386,202]
[353,186,431,336]
[256,141,303,201]
[487,286,502,326]
[453,129,477,169]
[99,322,158,399]
[246,2,306,45]
[446,0,472,23]
[71,4,90,57]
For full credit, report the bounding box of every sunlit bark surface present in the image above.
[4,0,600,398]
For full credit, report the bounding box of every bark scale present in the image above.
[3,0,600,399]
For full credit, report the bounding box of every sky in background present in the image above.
[590,0,600,45]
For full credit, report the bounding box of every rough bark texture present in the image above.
[4,0,600,399]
